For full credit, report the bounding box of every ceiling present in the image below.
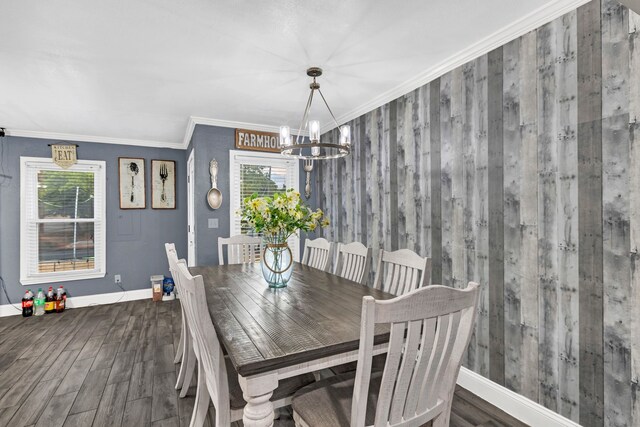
[0,0,585,148]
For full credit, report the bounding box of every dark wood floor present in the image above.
[0,299,527,427]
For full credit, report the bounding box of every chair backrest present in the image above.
[372,249,431,296]
[333,242,372,285]
[301,237,333,271]
[164,243,180,290]
[175,262,231,425]
[217,235,261,266]
[351,282,480,427]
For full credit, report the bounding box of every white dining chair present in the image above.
[333,242,372,285]
[292,282,480,427]
[164,243,196,398]
[174,262,315,426]
[372,249,431,296]
[302,237,333,271]
[218,235,261,265]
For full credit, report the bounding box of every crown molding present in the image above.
[321,0,591,133]
[182,116,304,150]
[6,129,184,150]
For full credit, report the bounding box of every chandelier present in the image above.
[279,67,351,160]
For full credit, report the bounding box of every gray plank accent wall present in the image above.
[430,79,443,285]
[440,71,453,288]
[537,18,561,413]
[316,1,639,424]
[418,85,432,260]
[556,11,580,421]
[577,1,605,425]
[474,56,491,379]
[602,1,632,426]
[629,9,640,426]
[503,31,540,402]
[487,47,506,387]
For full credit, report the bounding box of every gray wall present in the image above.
[0,136,187,302]
[189,124,319,266]
[318,1,640,426]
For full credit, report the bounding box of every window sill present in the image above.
[20,271,106,286]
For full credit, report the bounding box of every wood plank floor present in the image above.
[0,299,528,427]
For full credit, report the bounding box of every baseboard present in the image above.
[457,367,581,427]
[0,288,152,317]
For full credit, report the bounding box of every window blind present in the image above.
[20,157,106,285]
[229,151,300,261]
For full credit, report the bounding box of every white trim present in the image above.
[6,129,183,150]
[20,156,107,286]
[320,0,591,133]
[187,149,196,267]
[0,288,152,317]
[456,367,581,427]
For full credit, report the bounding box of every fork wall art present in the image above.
[118,157,146,209]
[151,160,176,209]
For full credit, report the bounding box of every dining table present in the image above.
[190,262,395,427]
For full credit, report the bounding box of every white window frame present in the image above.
[20,156,107,285]
[229,150,300,262]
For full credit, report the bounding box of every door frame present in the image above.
[187,149,196,266]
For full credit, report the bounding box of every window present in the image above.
[229,150,300,261]
[20,157,106,285]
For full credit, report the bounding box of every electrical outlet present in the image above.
[114,274,122,284]
[208,218,219,229]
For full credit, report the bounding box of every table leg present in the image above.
[238,372,278,427]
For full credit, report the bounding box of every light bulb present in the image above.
[309,120,320,142]
[340,125,351,146]
[279,126,291,147]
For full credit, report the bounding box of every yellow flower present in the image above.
[321,218,330,227]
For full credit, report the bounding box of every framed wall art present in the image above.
[118,157,146,209]
[151,159,176,209]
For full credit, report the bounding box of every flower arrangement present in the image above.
[238,188,329,244]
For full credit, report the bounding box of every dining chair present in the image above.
[333,242,372,285]
[217,234,261,265]
[174,262,315,426]
[372,249,431,296]
[164,243,196,398]
[301,237,333,271]
[292,282,480,427]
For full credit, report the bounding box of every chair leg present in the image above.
[174,320,185,364]
[175,333,191,390]
[179,345,197,398]
[190,361,210,427]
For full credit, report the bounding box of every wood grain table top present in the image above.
[190,263,395,377]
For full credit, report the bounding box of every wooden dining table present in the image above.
[190,262,395,427]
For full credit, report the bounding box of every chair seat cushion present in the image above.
[226,358,316,410]
[292,372,383,426]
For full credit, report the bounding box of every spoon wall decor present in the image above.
[207,159,223,209]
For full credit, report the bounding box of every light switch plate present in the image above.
[208,218,219,229]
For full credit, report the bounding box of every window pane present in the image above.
[38,222,95,273]
[38,170,95,219]
[239,164,289,236]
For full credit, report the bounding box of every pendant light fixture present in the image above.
[279,67,351,160]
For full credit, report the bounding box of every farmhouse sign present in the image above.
[235,129,280,153]
[51,144,77,169]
